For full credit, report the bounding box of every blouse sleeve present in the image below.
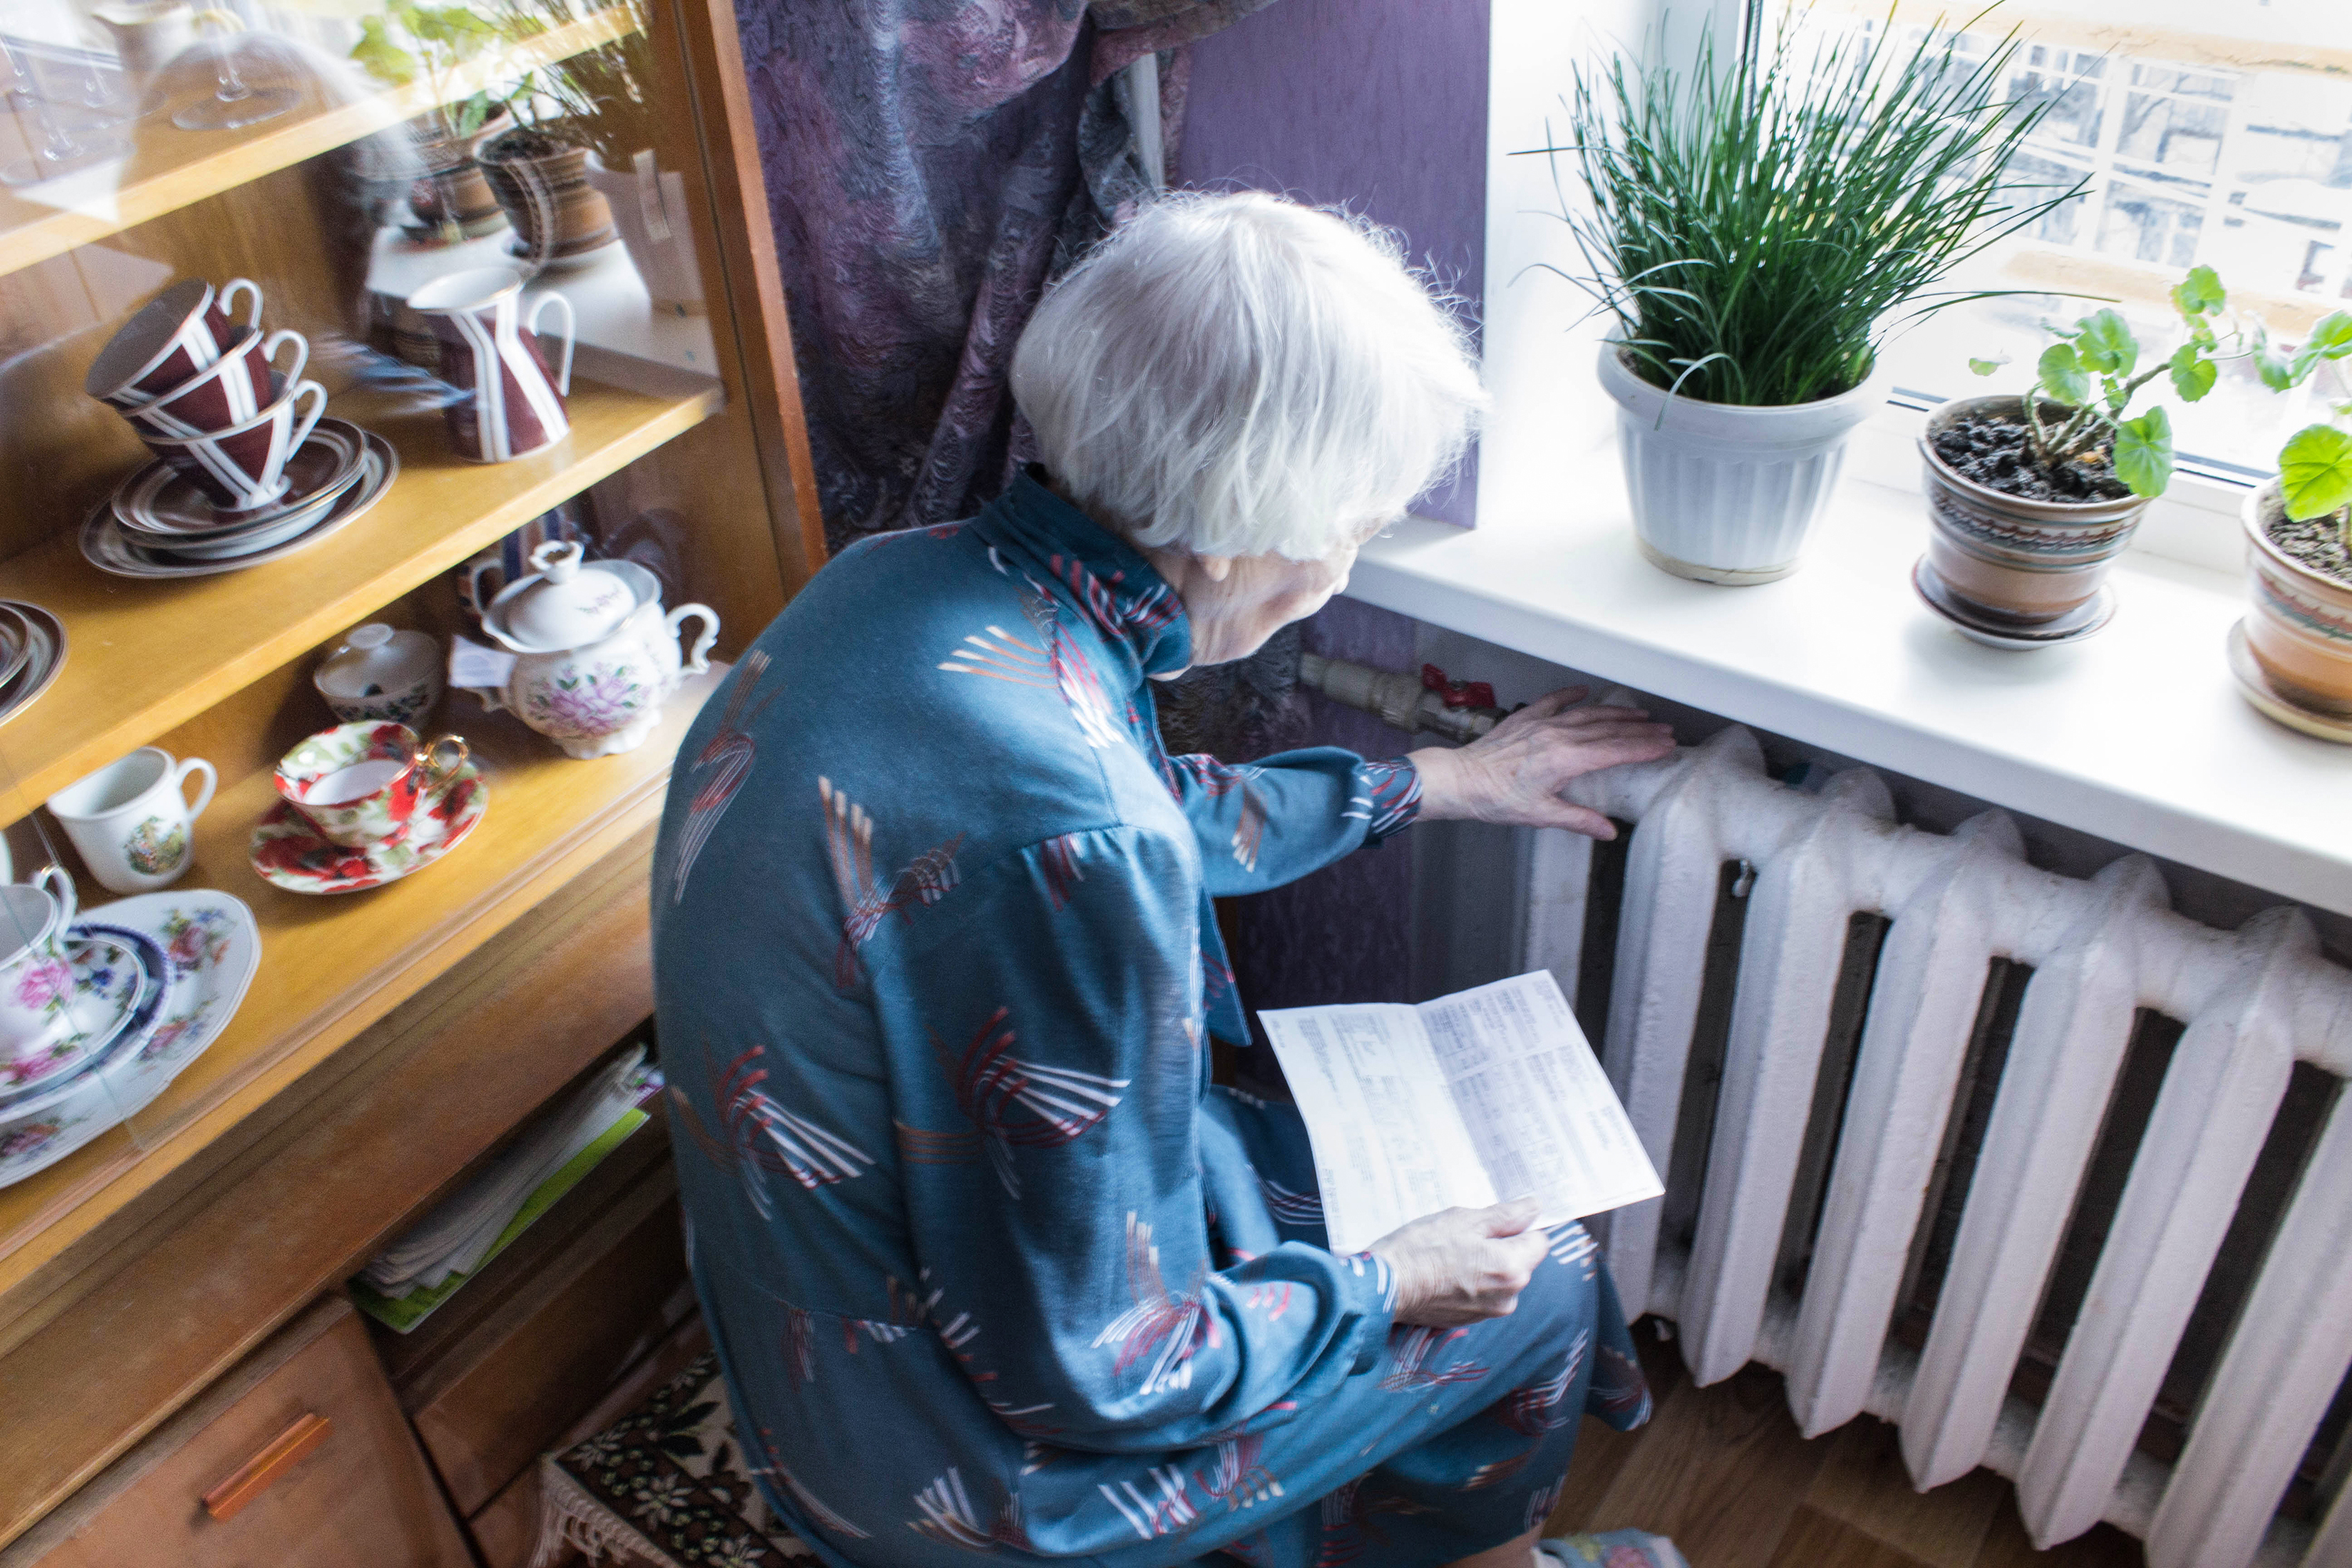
[870,822,1398,1453]
[1163,746,1420,897]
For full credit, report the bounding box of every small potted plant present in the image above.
[497,0,700,308]
[472,36,619,267]
[1924,269,2279,641]
[350,2,520,245]
[1553,17,2073,584]
[2235,315,2352,734]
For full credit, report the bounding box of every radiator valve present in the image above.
[1297,653,1510,743]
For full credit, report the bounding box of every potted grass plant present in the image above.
[2234,318,2352,734]
[1918,269,2289,641]
[1554,17,2074,584]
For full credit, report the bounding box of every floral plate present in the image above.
[249,760,488,894]
[0,929,172,1187]
[0,894,260,1190]
[0,932,150,1105]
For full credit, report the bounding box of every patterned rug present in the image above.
[533,1352,808,1567]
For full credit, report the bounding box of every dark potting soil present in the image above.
[2266,512,2352,587]
[483,127,570,160]
[1930,412,2132,503]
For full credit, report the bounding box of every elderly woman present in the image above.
[652,192,1678,1568]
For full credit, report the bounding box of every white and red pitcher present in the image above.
[406,265,575,463]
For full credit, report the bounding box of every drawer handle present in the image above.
[201,1412,333,1522]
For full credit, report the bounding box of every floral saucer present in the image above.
[0,932,150,1105]
[249,760,488,894]
[0,928,178,1188]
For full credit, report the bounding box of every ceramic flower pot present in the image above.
[1917,396,2150,628]
[2239,478,2352,723]
[479,133,617,264]
[399,113,512,245]
[1599,344,1886,584]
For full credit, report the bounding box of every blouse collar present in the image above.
[969,467,1193,681]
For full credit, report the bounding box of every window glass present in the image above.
[1761,0,2352,477]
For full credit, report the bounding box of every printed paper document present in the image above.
[1259,971,1662,1253]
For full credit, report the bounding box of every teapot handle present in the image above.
[666,604,719,676]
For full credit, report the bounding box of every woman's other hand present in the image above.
[1407,686,1675,839]
[1371,1198,1552,1326]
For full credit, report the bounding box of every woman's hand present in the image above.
[1408,686,1675,839]
[1371,1198,1552,1326]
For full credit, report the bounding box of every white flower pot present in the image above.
[1599,345,1886,584]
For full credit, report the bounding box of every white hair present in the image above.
[1009,190,1486,562]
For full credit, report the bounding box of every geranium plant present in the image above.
[1966,267,2293,499]
[2274,312,2352,542]
[350,1,536,142]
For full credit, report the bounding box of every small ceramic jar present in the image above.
[314,624,444,727]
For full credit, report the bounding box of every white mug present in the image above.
[46,747,217,894]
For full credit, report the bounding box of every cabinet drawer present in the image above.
[6,1297,469,1568]
[401,1155,688,1515]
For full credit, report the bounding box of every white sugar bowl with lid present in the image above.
[314,624,444,727]
[463,540,718,759]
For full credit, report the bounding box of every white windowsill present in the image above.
[1350,419,2352,919]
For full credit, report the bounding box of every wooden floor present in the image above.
[1543,1323,2147,1568]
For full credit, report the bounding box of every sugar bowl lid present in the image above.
[316,624,437,700]
[484,541,637,652]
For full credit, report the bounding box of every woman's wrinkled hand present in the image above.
[1371,1197,1552,1326]
[1407,686,1676,839]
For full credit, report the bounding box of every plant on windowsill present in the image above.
[1917,267,2288,642]
[471,53,621,267]
[1547,14,2075,585]
[350,1,526,246]
[2234,321,2352,735]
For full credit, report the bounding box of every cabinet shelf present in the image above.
[0,666,719,1324]
[0,9,639,282]
[0,348,720,817]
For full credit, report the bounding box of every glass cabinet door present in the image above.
[0,0,806,1229]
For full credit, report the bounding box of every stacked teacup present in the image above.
[83,278,375,568]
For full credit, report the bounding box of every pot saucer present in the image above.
[0,601,67,727]
[112,418,370,540]
[0,932,150,1108]
[249,760,488,894]
[2226,620,2352,743]
[82,430,398,579]
[1912,557,2115,649]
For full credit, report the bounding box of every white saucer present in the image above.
[82,431,397,579]
[0,601,67,728]
[1912,557,2115,649]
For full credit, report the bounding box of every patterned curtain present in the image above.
[733,0,1279,552]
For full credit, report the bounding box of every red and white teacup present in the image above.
[123,326,308,438]
[84,277,265,408]
[135,379,327,512]
[275,722,470,848]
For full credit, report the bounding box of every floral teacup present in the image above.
[0,866,81,1065]
[275,722,470,849]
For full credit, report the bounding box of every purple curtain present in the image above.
[733,1,1272,552]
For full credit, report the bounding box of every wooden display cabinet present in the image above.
[0,0,821,1549]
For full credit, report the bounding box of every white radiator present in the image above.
[1522,719,2352,1567]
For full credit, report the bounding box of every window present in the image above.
[1760,0,2352,478]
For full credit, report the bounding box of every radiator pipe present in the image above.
[1296,652,1510,742]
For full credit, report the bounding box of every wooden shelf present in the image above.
[0,666,720,1324]
[0,347,720,817]
[0,9,637,282]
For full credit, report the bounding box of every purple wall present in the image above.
[1177,0,1491,528]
